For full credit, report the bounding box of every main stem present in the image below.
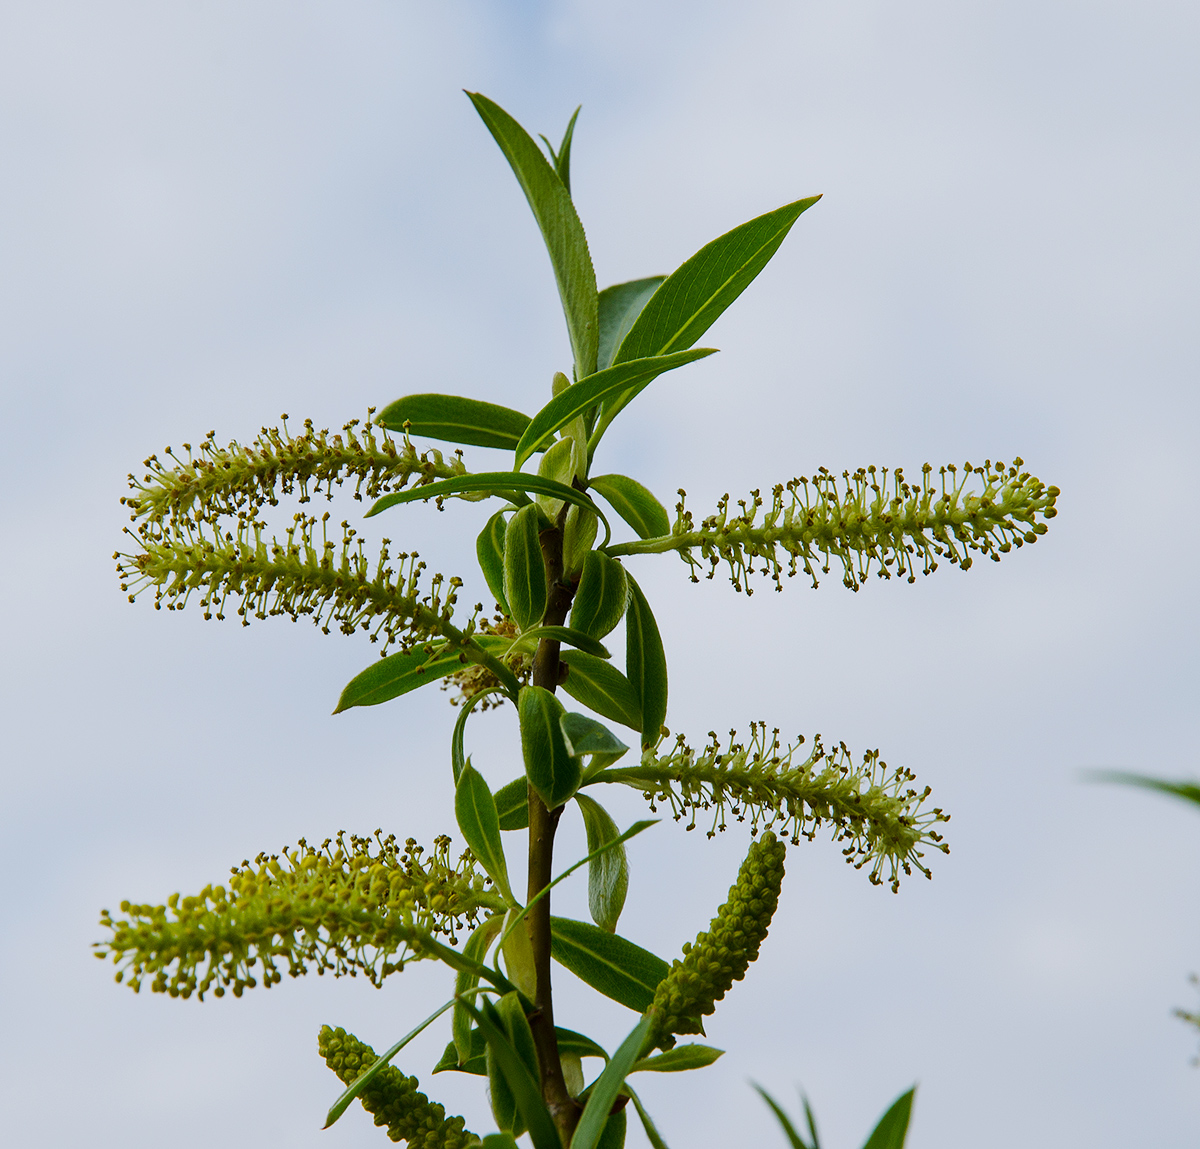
[527,520,581,1143]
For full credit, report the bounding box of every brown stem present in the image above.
[526,520,582,1143]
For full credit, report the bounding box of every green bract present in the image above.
[103,93,1057,1147]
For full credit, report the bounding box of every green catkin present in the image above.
[318,1026,478,1147]
[648,832,787,1051]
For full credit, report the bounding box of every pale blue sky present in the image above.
[2,3,1198,1146]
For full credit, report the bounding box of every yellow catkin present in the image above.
[318,1026,478,1147]
[648,832,787,1051]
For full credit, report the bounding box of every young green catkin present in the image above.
[318,1026,478,1148]
[648,831,787,1051]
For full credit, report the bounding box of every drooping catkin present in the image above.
[648,831,786,1050]
[318,1025,478,1147]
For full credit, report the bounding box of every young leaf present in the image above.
[613,196,821,366]
[625,575,668,749]
[452,687,504,785]
[455,763,516,905]
[453,915,505,1067]
[494,776,530,831]
[500,906,536,1001]
[560,712,629,761]
[570,550,629,639]
[560,649,642,732]
[626,1087,671,1149]
[519,685,582,809]
[597,277,665,372]
[514,349,715,469]
[334,636,510,713]
[861,1088,915,1149]
[504,504,548,633]
[377,393,533,452]
[631,1044,724,1073]
[574,793,629,933]
[435,1025,609,1076]
[754,1084,812,1149]
[536,435,577,517]
[467,92,598,381]
[538,105,581,194]
[506,625,611,660]
[477,511,511,615]
[571,1013,654,1149]
[588,475,671,541]
[549,916,669,1012]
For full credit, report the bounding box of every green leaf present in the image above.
[454,915,505,1067]
[588,475,671,541]
[560,712,629,761]
[596,1107,627,1149]
[507,625,611,660]
[625,575,668,750]
[560,650,642,732]
[467,92,598,381]
[455,763,516,905]
[376,393,534,452]
[435,1025,609,1076]
[539,105,581,195]
[631,1044,724,1073]
[753,1084,811,1149]
[504,504,548,633]
[366,473,609,540]
[597,277,665,372]
[574,793,629,933]
[550,916,669,1013]
[482,1135,521,1149]
[461,996,561,1149]
[861,1088,915,1149]
[494,775,531,831]
[1088,770,1200,810]
[452,687,504,786]
[500,905,536,1001]
[477,511,511,616]
[626,1087,671,1149]
[514,350,715,469]
[519,685,582,809]
[323,999,456,1129]
[334,636,510,713]
[613,196,821,365]
[571,1013,654,1149]
[570,551,629,639]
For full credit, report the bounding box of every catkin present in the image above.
[319,1026,478,1147]
[648,832,787,1050]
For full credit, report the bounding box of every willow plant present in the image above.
[98,93,1059,1149]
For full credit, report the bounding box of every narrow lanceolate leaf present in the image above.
[597,277,665,372]
[560,649,642,732]
[539,105,581,194]
[574,793,629,933]
[754,1084,811,1149]
[454,915,505,1067]
[455,763,516,905]
[625,575,668,749]
[487,991,540,1137]
[467,91,598,380]
[627,1087,671,1149]
[571,1013,655,1149]
[549,916,669,1012]
[518,685,581,808]
[494,776,530,831]
[506,624,611,660]
[476,511,510,615]
[1089,771,1200,810]
[503,504,548,633]
[613,196,821,366]
[436,1025,608,1076]
[589,474,671,540]
[334,636,511,713]
[570,550,629,639]
[377,393,534,452]
[631,1044,724,1073]
[861,1088,915,1149]
[514,349,715,469]
[366,471,607,524]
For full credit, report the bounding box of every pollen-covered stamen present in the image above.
[123,412,469,528]
[589,723,948,892]
[608,460,1058,594]
[95,832,506,1001]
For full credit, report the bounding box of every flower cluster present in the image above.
[642,459,1057,593]
[318,1025,478,1147]
[123,413,467,527]
[647,832,786,1051]
[96,833,506,1000]
[591,723,948,891]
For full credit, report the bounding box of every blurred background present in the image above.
[2,2,1197,1145]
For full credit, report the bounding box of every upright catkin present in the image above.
[318,1026,478,1148]
[647,832,787,1050]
